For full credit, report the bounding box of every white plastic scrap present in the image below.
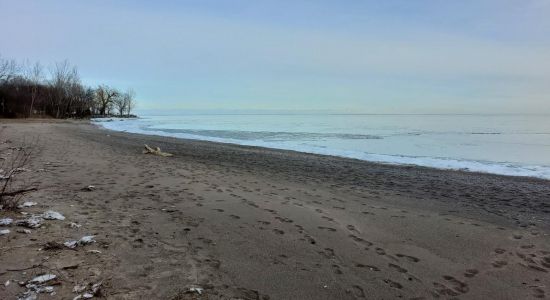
[42,210,65,220]
[0,217,13,225]
[82,185,95,191]
[29,274,56,284]
[65,235,96,249]
[73,282,102,300]
[19,201,37,208]
[15,216,42,228]
[0,229,10,235]
[189,287,204,295]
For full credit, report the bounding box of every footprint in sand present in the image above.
[383,279,403,289]
[396,253,420,263]
[463,269,479,278]
[318,226,337,232]
[331,264,343,274]
[532,287,546,298]
[355,263,380,271]
[350,285,365,298]
[388,263,408,273]
[492,260,508,268]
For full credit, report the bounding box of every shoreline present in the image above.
[1,120,550,299]
[93,119,550,183]
[93,117,550,181]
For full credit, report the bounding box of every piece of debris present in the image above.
[87,250,102,254]
[69,222,82,229]
[29,274,56,284]
[5,280,10,287]
[73,282,102,300]
[17,292,38,300]
[0,217,13,225]
[19,202,37,208]
[0,229,10,235]
[143,144,173,157]
[82,185,95,191]
[16,216,42,228]
[73,284,87,293]
[65,235,96,249]
[17,229,32,234]
[188,287,204,295]
[42,210,65,220]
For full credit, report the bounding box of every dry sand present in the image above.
[1,120,550,299]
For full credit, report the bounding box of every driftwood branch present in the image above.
[143,144,173,157]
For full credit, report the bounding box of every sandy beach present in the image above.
[1,120,550,299]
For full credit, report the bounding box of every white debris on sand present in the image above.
[19,201,37,208]
[65,235,96,249]
[29,274,56,284]
[73,284,87,293]
[69,222,82,228]
[15,216,42,228]
[42,210,65,220]
[189,287,204,295]
[87,250,102,254]
[73,282,102,300]
[0,217,13,225]
[0,229,10,235]
[82,185,95,191]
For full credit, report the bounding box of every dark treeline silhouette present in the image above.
[0,55,135,118]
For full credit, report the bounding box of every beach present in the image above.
[1,120,550,299]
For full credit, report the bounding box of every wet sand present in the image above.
[1,120,550,299]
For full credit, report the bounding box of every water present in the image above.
[94,113,550,179]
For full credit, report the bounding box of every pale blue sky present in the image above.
[1,0,549,113]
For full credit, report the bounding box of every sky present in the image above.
[1,0,549,113]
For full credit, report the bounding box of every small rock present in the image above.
[0,229,10,235]
[42,211,65,220]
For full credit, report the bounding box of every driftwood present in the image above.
[143,145,173,157]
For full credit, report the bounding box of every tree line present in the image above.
[0,54,135,118]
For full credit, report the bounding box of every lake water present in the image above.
[94,113,550,179]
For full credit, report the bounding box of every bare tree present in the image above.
[95,85,119,116]
[113,94,127,117]
[49,60,80,118]
[25,61,44,117]
[124,89,136,117]
[0,55,18,83]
